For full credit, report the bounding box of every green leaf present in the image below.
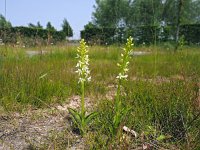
[121,107,130,117]
[156,135,167,141]
[68,107,82,127]
[85,111,98,125]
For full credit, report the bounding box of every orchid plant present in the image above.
[110,36,134,138]
[68,39,97,136]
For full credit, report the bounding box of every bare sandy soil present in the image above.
[0,96,93,150]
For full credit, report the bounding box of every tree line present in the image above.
[0,14,73,45]
[92,0,200,27]
[82,0,200,46]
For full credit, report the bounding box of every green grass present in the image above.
[0,44,199,149]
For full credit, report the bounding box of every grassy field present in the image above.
[0,44,199,149]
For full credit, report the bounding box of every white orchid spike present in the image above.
[116,37,134,81]
[75,39,91,83]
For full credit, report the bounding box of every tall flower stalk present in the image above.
[68,39,97,136]
[116,36,133,111]
[110,36,134,137]
[76,39,91,117]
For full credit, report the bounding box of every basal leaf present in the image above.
[85,111,98,125]
[68,107,82,126]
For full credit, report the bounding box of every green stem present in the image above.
[81,80,85,135]
[81,81,85,117]
[116,80,121,115]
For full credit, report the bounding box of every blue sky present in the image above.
[0,0,96,39]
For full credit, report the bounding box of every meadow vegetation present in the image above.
[0,42,199,149]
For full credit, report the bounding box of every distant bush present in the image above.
[180,24,200,45]
[0,26,66,46]
[81,24,200,45]
[81,27,115,45]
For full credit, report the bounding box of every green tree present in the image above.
[175,0,183,46]
[93,0,130,28]
[46,22,56,31]
[162,0,200,25]
[92,0,199,27]
[61,18,73,37]
[28,21,43,29]
[0,14,12,28]
[92,0,164,28]
[37,21,43,29]
[28,23,36,28]
[192,0,200,23]
[130,0,163,26]
[162,0,198,49]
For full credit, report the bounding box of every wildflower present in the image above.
[116,37,134,81]
[75,39,91,83]
[111,37,134,138]
[116,73,128,80]
[68,39,97,136]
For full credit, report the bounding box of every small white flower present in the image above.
[75,69,82,75]
[76,63,80,68]
[124,68,129,72]
[87,76,91,82]
[76,54,80,59]
[78,78,86,83]
[116,73,128,80]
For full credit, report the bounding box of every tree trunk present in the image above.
[175,0,183,51]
